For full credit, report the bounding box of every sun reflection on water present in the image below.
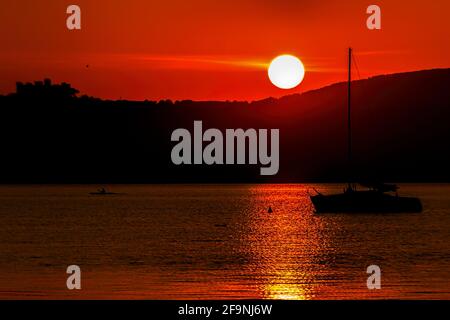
[232,184,335,300]
[264,281,309,300]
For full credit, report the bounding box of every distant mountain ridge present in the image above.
[0,68,449,183]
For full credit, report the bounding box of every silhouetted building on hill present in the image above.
[15,79,79,100]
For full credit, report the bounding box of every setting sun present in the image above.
[268,55,305,89]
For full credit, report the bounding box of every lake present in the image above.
[0,184,449,299]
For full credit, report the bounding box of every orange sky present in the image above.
[0,0,449,101]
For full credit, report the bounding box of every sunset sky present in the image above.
[0,0,449,101]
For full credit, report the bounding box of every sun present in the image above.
[268,55,305,89]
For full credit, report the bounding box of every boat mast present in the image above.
[347,47,352,190]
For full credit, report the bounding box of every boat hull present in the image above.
[310,191,422,213]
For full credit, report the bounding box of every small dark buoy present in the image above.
[214,224,227,228]
[268,206,273,213]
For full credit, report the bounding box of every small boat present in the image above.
[309,48,422,214]
[89,187,121,196]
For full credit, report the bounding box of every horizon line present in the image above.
[2,67,449,104]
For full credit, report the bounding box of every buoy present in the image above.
[268,206,273,213]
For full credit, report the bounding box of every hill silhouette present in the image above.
[0,69,449,183]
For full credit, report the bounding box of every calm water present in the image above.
[0,184,449,300]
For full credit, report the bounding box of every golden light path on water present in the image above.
[235,185,333,300]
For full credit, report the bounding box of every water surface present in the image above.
[0,184,449,299]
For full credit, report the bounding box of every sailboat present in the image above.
[309,48,422,213]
